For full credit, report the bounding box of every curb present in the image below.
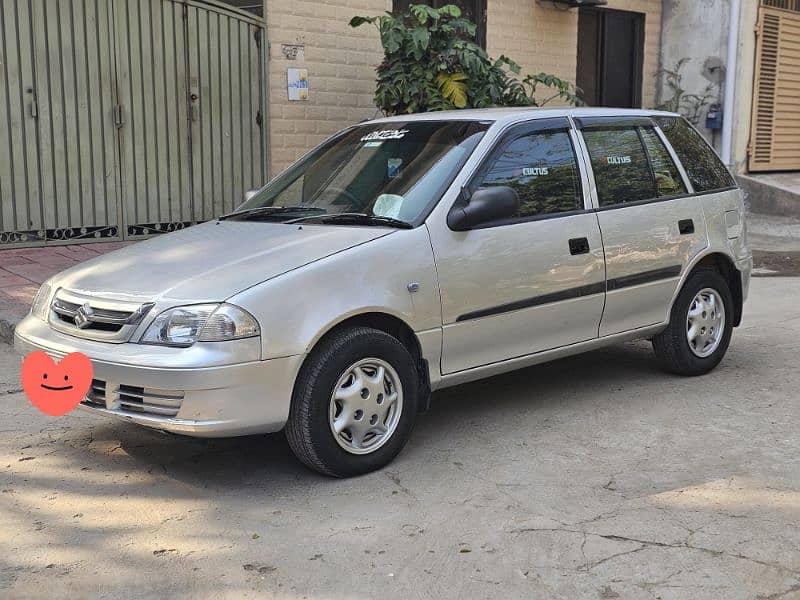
[738,174,800,218]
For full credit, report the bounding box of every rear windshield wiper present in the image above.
[288,213,414,229]
[218,206,326,221]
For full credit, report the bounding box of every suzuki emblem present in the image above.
[74,302,94,329]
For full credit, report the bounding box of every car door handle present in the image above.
[678,219,695,235]
[569,237,590,255]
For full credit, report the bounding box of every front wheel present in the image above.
[652,268,734,376]
[285,327,419,477]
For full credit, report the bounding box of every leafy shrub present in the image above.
[350,4,582,115]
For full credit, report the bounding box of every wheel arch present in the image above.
[300,311,432,412]
[681,252,744,327]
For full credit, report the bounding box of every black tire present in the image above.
[652,268,734,376]
[285,327,419,477]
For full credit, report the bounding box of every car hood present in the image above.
[53,221,393,303]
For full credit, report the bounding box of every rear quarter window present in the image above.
[655,116,736,193]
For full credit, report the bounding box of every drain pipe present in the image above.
[721,0,742,167]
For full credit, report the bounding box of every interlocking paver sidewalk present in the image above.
[0,242,134,343]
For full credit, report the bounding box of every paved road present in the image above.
[1,278,799,599]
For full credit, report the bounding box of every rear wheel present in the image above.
[652,268,734,376]
[285,327,419,477]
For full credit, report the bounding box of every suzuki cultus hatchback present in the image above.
[16,108,751,477]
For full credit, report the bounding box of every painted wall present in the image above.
[731,0,759,174]
[659,0,731,150]
[659,0,761,172]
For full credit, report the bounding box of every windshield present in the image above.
[234,120,490,225]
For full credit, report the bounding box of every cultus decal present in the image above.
[607,156,632,165]
[522,167,549,176]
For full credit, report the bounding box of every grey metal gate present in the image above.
[1,0,120,245]
[0,0,267,247]
[186,0,267,222]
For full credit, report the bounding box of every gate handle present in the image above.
[114,104,125,128]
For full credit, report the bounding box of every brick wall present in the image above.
[486,1,578,96]
[264,0,663,175]
[264,0,390,175]
[486,0,662,109]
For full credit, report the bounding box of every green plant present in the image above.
[657,58,717,126]
[350,4,582,115]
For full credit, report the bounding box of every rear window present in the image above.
[655,116,736,193]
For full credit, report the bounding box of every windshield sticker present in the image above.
[387,158,403,179]
[360,129,409,142]
[607,156,632,165]
[363,141,383,148]
[373,194,404,219]
[522,167,549,176]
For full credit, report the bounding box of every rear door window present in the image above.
[582,128,655,206]
[655,116,736,193]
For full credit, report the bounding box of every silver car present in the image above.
[15,108,752,477]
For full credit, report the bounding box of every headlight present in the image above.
[30,282,53,321]
[140,303,260,347]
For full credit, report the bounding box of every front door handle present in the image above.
[569,237,590,255]
[679,219,695,235]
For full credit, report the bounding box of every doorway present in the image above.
[577,7,645,108]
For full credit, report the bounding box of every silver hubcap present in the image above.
[328,358,403,455]
[687,287,725,358]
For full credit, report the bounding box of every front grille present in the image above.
[54,312,125,332]
[48,289,154,342]
[116,384,184,418]
[52,298,132,333]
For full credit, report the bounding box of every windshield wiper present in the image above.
[218,206,326,221]
[288,212,413,229]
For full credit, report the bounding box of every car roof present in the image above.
[364,107,680,127]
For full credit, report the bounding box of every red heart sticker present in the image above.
[21,351,94,416]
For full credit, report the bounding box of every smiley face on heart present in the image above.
[21,351,93,416]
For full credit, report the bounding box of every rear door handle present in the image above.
[679,219,695,235]
[569,237,590,255]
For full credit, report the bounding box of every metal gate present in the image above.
[0,0,267,247]
[749,1,800,171]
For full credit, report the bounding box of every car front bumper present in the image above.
[14,315,304,437]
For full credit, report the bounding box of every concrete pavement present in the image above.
[1,277,799,599]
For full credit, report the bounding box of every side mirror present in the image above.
[447,186,519,231]
[244,188,260,203]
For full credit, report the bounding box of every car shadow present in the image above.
[73,340,663,491]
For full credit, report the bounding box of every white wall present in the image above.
[660,0,731,150]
